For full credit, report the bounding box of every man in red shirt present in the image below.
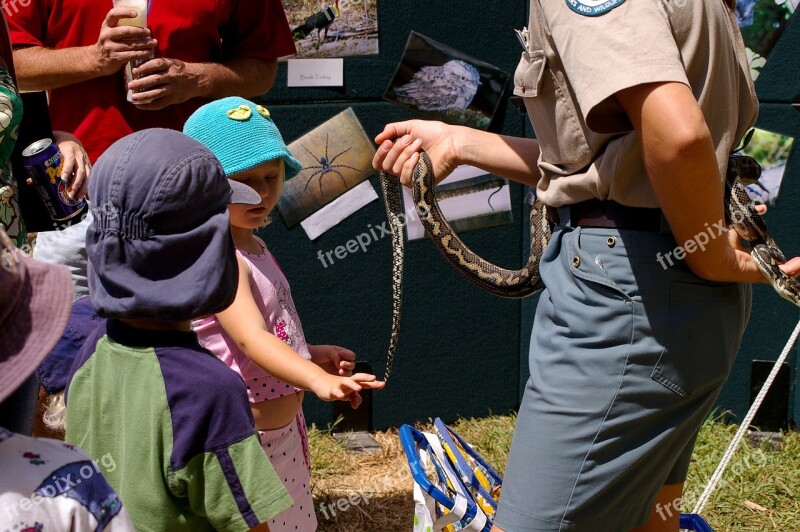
[8,0,296,309]
[8,0,296,163]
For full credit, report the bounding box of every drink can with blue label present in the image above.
[21,138,85,221]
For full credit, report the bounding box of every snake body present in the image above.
[726,154,800,307]
[380,150,800,381]
[379,151,549,381]
[379,168,407,382]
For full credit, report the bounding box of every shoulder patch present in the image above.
[565,0,626,16]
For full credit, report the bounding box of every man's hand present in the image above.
[93,8,157,77]
[127,58,199,110]
[373,121,460,187]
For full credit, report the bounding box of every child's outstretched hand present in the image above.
[309,373,385,409]
[309,344,356,376]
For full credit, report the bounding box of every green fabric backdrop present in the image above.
[260,4,799,430]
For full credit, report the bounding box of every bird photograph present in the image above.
[283,0,379,58]
[385,32,510,130]
[291,0,339,42]
[393,60,481,112]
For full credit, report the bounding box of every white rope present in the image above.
[692,317,800,515]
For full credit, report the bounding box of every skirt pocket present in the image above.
[651,281,742,397]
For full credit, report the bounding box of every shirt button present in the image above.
[572,256,581,268]
[607,236,617,248]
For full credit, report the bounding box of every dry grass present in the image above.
[309,414,800,531]
[310,426,413,531]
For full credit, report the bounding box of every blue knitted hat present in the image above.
[184,97,302,179]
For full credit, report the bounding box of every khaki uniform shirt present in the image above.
[514,0,758,208]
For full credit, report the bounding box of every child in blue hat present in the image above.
[185,97,385,531]
[66,129,293,531]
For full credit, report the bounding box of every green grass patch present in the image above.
[309,414,800,530]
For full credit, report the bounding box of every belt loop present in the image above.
[557,206,572,227]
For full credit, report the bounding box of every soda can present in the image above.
[21,138,85,221]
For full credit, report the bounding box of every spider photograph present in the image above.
[278,108,376,227]
[297,133,361,194]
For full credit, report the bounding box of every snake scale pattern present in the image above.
[726,154,800,307]
[379,151,550,381]
[380,150,799,382]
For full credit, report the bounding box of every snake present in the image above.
[380,150,800,382]
[379,150,550,381]
[726,154,800,307]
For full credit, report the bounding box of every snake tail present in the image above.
[380,171,405,382]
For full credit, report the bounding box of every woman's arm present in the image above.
[215,256,383,401]
[373,120,541,187]
[615,81,800,283]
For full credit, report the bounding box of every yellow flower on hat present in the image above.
[256,105,270,119]
[226,105,252,121]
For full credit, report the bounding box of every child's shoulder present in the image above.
[158,347,257,459]
[159,343,249,396]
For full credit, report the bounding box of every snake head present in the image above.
[728,154,762,185]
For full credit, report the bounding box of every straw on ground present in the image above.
[309,413,800,531]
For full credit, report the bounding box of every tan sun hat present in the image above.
[0,226,72,404]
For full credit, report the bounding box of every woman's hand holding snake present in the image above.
[373,120,461,186]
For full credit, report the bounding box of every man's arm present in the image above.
[12,8,155,91]
[127,56,277,110]
[14,46,101,90]
[188,57,278,100]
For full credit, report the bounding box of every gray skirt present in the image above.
[494,224,751,531]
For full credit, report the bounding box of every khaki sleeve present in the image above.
[543,0,689,134]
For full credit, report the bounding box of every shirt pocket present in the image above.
[513,50,592,169]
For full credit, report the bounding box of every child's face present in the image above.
[228,160,285,229]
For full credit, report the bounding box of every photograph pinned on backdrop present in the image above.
[735,0,797,79]
[384,32,510,131]
[402,165,513,241]
[278,108,376,228]
[282,0,379,59]
[739,128,795,206]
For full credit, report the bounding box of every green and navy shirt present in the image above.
[65,320,292,531]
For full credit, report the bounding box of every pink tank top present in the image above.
[193,237,311,403]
